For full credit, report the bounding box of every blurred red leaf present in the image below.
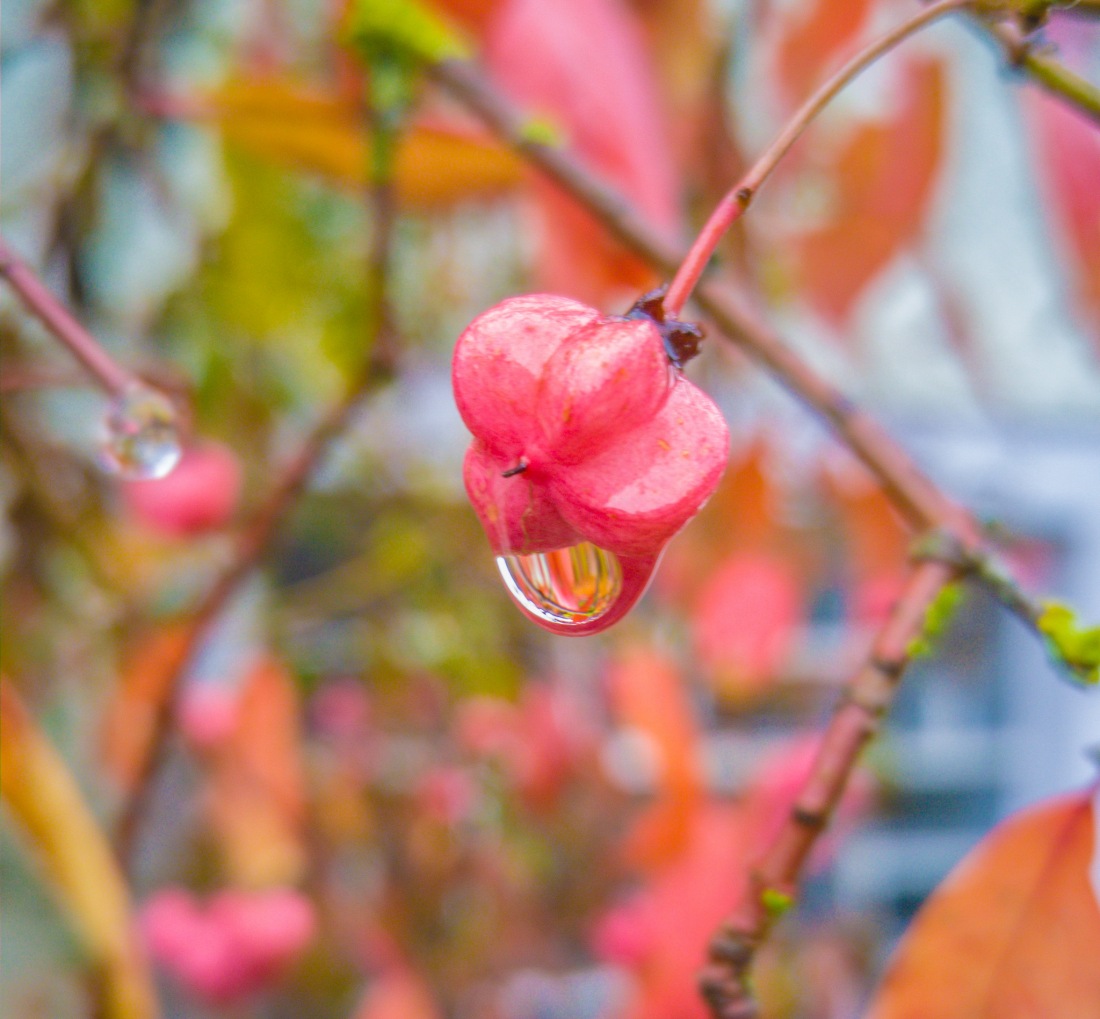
[485,0,680,304]
[866,787,1100,1018]
[821,457,908,625]
[1028,93,1100,342]
[594,804,748,1019]
[793,57,947,324]
[691,552,802,703]
[772,0,876,106]
[456,681,593,811]
[605,645,702,869]
[657,438,784,605]
[431,0,499,36]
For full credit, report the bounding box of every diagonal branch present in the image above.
[699,558,961,1018]
[0,236,133,397]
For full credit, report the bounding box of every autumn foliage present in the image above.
[1,1,1099,1019]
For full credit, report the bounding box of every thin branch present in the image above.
[0,236,133,397]
[699,558,960,1018]
[664,0,972,316]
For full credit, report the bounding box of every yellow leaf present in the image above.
[175,78,523,206]
[1,679,159,1019]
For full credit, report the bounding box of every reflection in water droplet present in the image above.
[497,542,623,626]
[100,383,182,480]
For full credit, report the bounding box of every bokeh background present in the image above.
[2,1,1099,1017]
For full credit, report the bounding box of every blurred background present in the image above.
[2,0,1099,1017]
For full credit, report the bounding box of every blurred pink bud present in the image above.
[590,901,654,966]
[178,684,240,749]
[213,888,317,980]
[122,441,241,537]
[140,886,316,1004]
[415,766,477,826]
[312,677,373,740]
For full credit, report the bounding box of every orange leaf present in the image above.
[605,644,702,870]
[772,0,876,106]
[100,623,195,793]
[205,656,308,886]
[867,787,1100,1018]
[1,679,159,1019]
[166,77,522,207]
[793,57,946,323]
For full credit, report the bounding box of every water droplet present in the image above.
[497,542,623,627]
[99,383,182,480]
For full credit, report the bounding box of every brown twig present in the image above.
[0,236,133,397]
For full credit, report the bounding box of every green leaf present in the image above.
[1037,602,1100,686]
[761,887,794,919]
[907,583,964,661]
[343,0,470,68]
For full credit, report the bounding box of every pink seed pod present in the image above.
[122,441,241,538]
[139,886,316,1005]
[453,294,729,635]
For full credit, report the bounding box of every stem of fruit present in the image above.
[0,235,133,397]
[113,94,402,872]
[699,557,960,1019]
[663,0,972,318]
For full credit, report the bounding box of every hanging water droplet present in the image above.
[99,382,182,480]
[497,542,623,626]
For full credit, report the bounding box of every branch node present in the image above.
[909,527,973,571]
[791,805,828,830]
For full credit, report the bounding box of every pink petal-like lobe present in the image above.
[463,440,579,555]
[535,317,671,464]
[551,379,729,555]
[452,294,599,455]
